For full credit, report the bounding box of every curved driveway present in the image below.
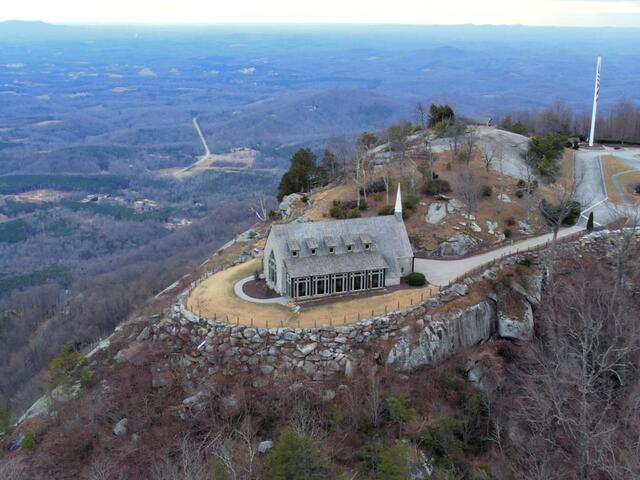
[414,225,584,286]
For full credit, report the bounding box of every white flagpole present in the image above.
[589,56,602,148]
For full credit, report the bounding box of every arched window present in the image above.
[268,251,277,284]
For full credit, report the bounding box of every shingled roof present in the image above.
[268,215,413,279]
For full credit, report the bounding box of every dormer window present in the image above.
[360,233,373,251]
[287,239,301,258]
[347,245,353,252]
[311,248,317,256]
[329,247,335,254]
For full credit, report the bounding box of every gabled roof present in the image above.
[267,215,413,279]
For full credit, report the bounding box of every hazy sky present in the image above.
[3,0,640,27]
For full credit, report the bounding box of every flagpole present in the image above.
[589,56,602,148]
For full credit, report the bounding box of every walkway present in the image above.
[233,276,288,304]
[414,225,584,286]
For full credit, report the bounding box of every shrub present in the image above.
[266,428,330,480]
[359,200,368,211]
[422,179,452,196]
[254,270,260,281]
[79,367,93,388]
[346,208,361,219]
[516,179,526,188]
[506,217,516,227]
[329,204,343,219]
[635,184,640,194]
[406,272,426,286]
[519,255,534,267]
[48,341,81,393]
[540,199,581,226]
[368,178,387,193]
[386,394,415,427]
[504,228,513,238]
[446,162,452,171]
[378,205,395,216]
[377,444,411,480]
[403,192,420,210]
[301,195,309,204]
[497,344,515,362]
[515,190,524,199]
[372,192,384,202]
[22,429,36,450]
[421,416,466,464]
[481,185,492,197]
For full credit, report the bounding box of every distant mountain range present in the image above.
[0,21,639,173]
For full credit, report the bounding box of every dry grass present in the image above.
[601,155,638,204]
[616,171,640,204]
[304,182,356,221]
[4,189,70,203]
[303,153,555,253]
[187,257,438,328]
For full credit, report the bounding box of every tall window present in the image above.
[268,251,277,284]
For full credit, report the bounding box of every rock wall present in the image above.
[152,245,556,378]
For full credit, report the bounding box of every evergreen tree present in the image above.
[587,211,594,232]
[266,428,330,480]
[377,444,411,480]
[277,148,319,201]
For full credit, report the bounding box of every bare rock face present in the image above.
[432,233,478,257]
[426,202,448,224]
[498,296,534,341]
[387,301,497,372]
[278,193,303,216]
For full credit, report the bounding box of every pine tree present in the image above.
[587,211,594,232]
[266,428,330,480]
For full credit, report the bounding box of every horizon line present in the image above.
[2,19,640,30]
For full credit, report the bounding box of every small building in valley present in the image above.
[263,186,414,300]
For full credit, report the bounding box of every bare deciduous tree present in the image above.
[457,171,482,215]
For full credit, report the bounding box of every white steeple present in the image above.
[394,183,403,219]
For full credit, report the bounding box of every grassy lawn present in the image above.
[601,155,638,204]
[187,257,439,328]
[616,171,640,204]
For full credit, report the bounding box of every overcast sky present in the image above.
[3,0,640,27]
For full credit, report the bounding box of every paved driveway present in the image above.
[414,226,584,286]
[575,147,640,226]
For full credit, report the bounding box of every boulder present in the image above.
[439,283,469,302]
[432,234,478,257]
[469,221,482,233]
[278,193,303,216]
[486,220,498,235]
[113,418,128,436]
[446,198,465,213]
[518,220,534,235]
[136,326,150,341]
[426,202,447,224]
[258,440,273,454]
[498,193,511,203]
